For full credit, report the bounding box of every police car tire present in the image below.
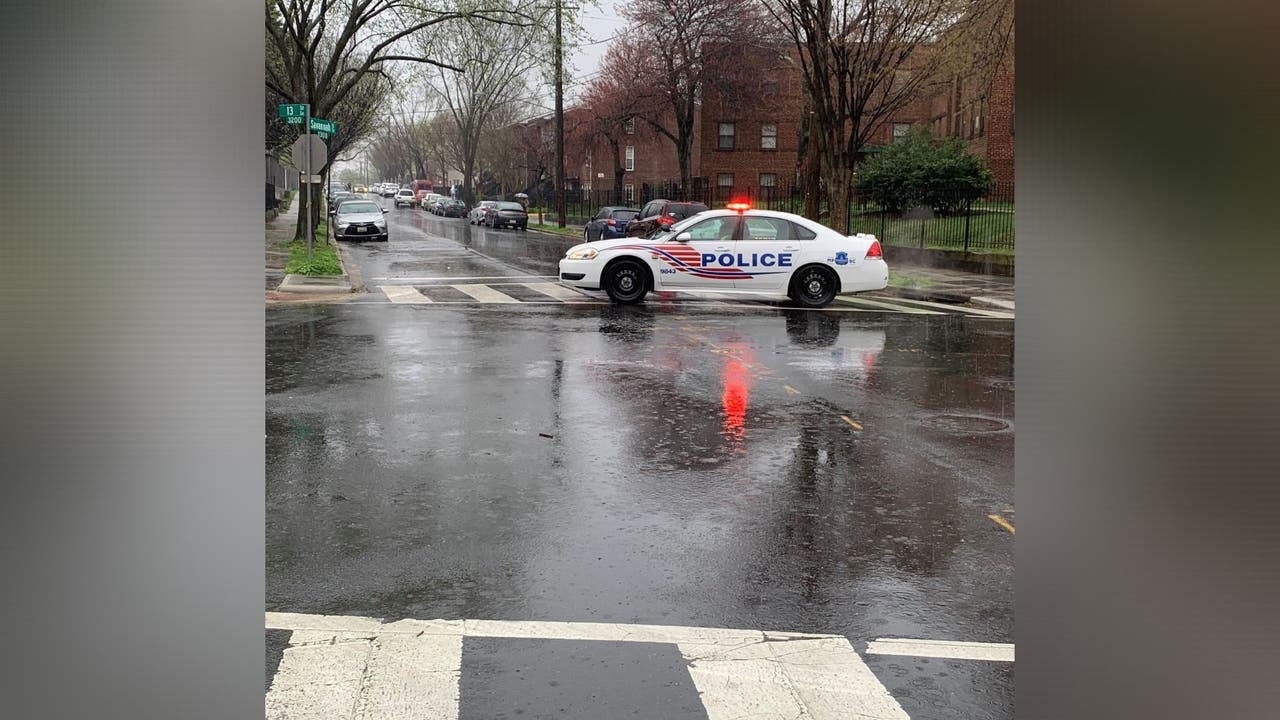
[603,258,649,304]
[790,265,838,308]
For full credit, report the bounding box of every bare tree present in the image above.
[574,38,655,202]
[619,0,768,193]
[762,0,1012,231]
[418,1,552,205]
[265,0,526,238]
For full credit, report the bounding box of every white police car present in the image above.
[558,202,888,307]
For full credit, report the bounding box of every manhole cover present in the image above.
[924,414,1011,433]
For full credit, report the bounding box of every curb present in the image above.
[278,273,353,294]
[969,296,1015,311]
[884,286,972,304]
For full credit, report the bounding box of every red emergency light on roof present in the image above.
[726,200,751,213]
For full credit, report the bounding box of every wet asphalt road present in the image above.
[271,198,1015,718]
[341,194,578,284]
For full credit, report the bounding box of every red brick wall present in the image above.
[698,44,806,198]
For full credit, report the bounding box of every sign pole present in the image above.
[304,103,313,262]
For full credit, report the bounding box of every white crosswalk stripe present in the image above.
[265,613,911,720]
[370,282,1013,317]
[449,283,521,303]
[519,281,593,301]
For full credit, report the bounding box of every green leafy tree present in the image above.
[856,127,993,215]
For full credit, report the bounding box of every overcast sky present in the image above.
[334,2,627,172]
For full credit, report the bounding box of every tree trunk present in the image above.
[825,160,854,235]
[292,182,324,241]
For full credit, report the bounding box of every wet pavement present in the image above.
[267,299,1014,718]
[267,195,1013,717]
[342,195,577,284]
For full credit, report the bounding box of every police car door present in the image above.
[660,215,740,289]
[735,216,798,292]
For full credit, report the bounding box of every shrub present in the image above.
[856,127,994,215]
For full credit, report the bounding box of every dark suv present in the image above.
[624,199,709,238]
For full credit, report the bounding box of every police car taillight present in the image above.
[865,240,883,259]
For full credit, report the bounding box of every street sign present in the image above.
[278,103,307,121]
[309,117,336,137]
[289,133,327,173]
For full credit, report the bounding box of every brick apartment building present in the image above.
[696,40,1015,198]
[522,33,1013,208]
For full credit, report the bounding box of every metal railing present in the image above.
[537,179,1014,253]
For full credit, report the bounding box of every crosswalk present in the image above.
[373,281,1015,318]
[265,613,1013,719]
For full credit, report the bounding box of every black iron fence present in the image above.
[540,179,1014,254]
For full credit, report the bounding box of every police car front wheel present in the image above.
[603,258,649,304]
[790,265,838,308]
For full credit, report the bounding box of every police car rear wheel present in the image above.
[604,259,648,304]
[790,266,837,308]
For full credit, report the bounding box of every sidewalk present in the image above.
[266,197,355,301]
[880,262,1015,311]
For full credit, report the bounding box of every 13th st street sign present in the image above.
[278,103,306,124]
[308,117,336,138]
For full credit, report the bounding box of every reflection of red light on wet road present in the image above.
[722,357,752,443]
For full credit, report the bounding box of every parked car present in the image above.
[327,191,358,214]
[484,201,528,230]
[440,199,467,218]
[624,199,709,238]
[469,201,499,224]
[332,199,389,242]
[420,193,443,210]
[353,185,367,194]
[381,184,399,197]
[393,188,417,207]
[410,180,434,205]
[583,206,641,242]
[429,197,450,215]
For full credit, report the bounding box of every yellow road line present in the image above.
[988,514,1016,535]
[840,416,863,430]
[783,384,800,395]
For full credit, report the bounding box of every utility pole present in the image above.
[554,0,566,228]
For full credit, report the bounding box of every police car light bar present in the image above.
[726,200,751,213]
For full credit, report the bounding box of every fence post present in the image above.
[919,216,925,249]
[963,198,972,253]
[880,209,886,240]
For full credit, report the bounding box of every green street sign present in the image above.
[309,117,336,137]
[278,103,307,121]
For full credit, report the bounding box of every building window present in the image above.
[893,123,912,142]
[716,173,734,200]
[718,122,735,150]
[624,183,634,203]
[759,173,777,188]
[624,118,635,134]
[761,124,777,150]
[625,146,634,172]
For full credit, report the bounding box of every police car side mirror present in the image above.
[674,232,692,242]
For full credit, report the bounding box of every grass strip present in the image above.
[284,220,343,276]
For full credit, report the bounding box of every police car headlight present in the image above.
[566,247,598,260]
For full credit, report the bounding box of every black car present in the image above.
[440,199,467,218]
[624,199,709,238]
[327,191,358,214]
[484,201,528,230]
[583,206,641,242]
